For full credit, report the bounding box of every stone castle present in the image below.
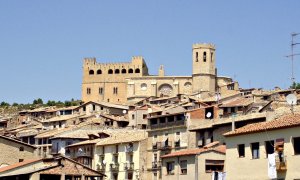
[81,43,238,104]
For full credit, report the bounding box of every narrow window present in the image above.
[203,52,207,62]
[166,161,175,175]
[107,99,110,102]
[87,88,91,95]
[135,68,140,73]
[115,69,120,74]
[89,70,94,75]
[108,69,113,74]
[196,52,198,62]
[122,69,127,74]
[93,104,96,111]
[211,52,213,62]
[251,142,260,159]
[132,114,135,120]
[265,140,274,157]
[180,160,187,174]
[238,144,245,158]
[83,106,86,111]
[128,69,133,74]
[97,69,102,74]
[293,137,300,155]
[99,88,103,95]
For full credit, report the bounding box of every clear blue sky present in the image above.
[1,1,300,104]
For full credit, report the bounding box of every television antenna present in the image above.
[285,32,300,85]
[286,94,297,114]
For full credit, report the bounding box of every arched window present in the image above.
[97,69,102,75]
[115,69,120,74]
[89,70,94,75]
[135,68,140,73]
[108,69,113,74]
[122,69,127,74]
[196,52,198,62]
[203,52,207,62]
[128,69,133,74]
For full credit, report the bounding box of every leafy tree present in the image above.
[12,102,18,106]
[33,98,43,105]
[46,100,56,106]
[290,82,300,89]
[0,101,10,107]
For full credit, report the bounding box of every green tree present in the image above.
[0,101,10,107]
[290,82,300,89]
[33,98,43,105]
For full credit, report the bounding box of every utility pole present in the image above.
[286,32,300,86]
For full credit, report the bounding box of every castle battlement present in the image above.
[192,43,215,49]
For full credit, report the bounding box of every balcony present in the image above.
[124,162,134,171]
[97,163,106,172]
[276,155,287,171]
[150,120,185,129]
[125,146,134,154]
[152,161,161,170]
[158,141,172,151]
[110,163,119,172]
[76,151,93,158]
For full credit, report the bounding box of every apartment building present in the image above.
[224,114,300,180]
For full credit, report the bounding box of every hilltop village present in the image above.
[1,43,300,180]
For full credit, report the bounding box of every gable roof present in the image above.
[0,135,36,149]
[161,145,226,158]
[224,113,300,137]
[0,159,41,173]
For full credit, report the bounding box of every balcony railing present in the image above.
[150,120,185,129]
[152,161,161,169]
[110,163,119,171]
[125,146,134,153]
[97,163,106,172]
[276,155,287,171]
[124,162,134,171]
[158,141,172,151]
[76,151,93,158]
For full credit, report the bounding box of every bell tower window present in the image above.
[196,52,198,62]
[203,52,207,62]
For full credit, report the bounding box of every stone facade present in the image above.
[0,136,36,167]
[82,43,237,104]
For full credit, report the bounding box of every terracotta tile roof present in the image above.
[220,98,253,108]
[67,130,147,147]
[161,145,226,158]
[0,159,41,173]
[224,113,300,137]
[51,129,102,139]
[43,114,82,123]
[201,91,240,102]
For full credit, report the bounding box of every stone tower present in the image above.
[192,43,216,93]
[158,65,165,76]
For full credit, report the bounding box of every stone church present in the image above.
[81,43,238,104]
